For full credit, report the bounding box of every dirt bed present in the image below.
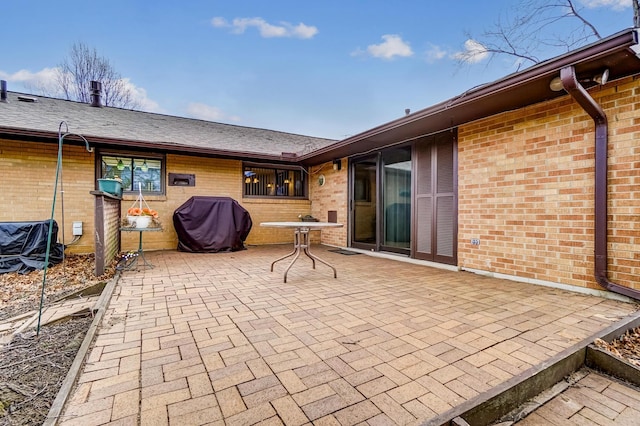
[0,254,115,425]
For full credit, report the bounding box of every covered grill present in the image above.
[173,196,252,253]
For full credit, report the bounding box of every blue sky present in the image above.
[0,0,633,139]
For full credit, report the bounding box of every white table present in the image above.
[260,222,343,283]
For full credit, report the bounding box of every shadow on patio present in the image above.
[57,245,638,425]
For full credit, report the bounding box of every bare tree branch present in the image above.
[460,0,632,68]
[55,42,139,109]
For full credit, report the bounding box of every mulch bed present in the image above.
[594,326,640,368]
[0,254,115,425]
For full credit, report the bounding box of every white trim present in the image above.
[336,246,460,272]
[330,244,633,303]
[461,267,633,303]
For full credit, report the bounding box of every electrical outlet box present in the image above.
[72,221,83,236]
[471,238,480,246]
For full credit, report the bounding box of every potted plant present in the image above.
[124,183,160,228]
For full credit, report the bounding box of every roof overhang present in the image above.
[0,126,301,163]
[301,28,640,166]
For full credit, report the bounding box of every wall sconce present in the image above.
[332,159,342,171]
[549,68,609,92]
[245,177,251,184]
[549,76,563,92]
[253,177,259,183]
[116,158,125,170]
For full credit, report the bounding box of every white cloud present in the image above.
[579,0,631,10]
[359,34,413,60]
[425,44,447,62]
[211,16,318,39]
[186,102,241,123]
[119,78,160,112]
[452,39,489,63]
[0,67,62,95]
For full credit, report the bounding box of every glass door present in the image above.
[351,156,377,250]
[350,147,411,255]
[381,147,411,253]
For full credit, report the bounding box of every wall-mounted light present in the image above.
[116,158,125,170]
[549,76,564,92]
[253,177,259,183]
[332,159,342,171]
[284,178,290,184]
[550,68,609,92]
[245,177,251,184]
[141,160,149,172]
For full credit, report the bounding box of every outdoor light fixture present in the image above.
[245,177,251,184]
[253,177,259,183]
[116,158,125,170]
[333,159,342,171]
[549,76,564,92]
[141,160,149,172]
[593,69,609,85]
[550,68,609,92]
[284,178,290,184]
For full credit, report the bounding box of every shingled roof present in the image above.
[0,91,337,162]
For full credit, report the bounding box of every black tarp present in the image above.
[0,220,64,274]
[173,196,252,253]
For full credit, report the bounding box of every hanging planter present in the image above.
[125,183,159,228]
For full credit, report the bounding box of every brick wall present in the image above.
[93,192,121,275]
[309,159,348,247]
[0,142,327,253]
[0,140,96,253]
[458,75,639,291]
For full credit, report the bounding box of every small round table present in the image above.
[260,222,343,283]
[119,227,162,270]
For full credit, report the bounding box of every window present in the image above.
[243,164,306,198]
[99,153,164,194]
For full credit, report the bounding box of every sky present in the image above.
[0,0,634,140]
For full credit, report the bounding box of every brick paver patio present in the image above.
[57,245,638,425]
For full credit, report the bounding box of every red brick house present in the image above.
[1,28,638,299]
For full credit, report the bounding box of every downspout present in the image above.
[560,66,640,301]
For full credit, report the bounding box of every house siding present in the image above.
[457,75,639,291]
[0,140,97,253]
[309,159,348,248]
[0,143,327,253]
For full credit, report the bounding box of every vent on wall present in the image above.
[169,173,195,186]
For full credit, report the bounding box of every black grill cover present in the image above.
[0,220,64,274]
[173,196,252,253]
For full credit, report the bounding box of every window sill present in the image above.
[122,194,167,202]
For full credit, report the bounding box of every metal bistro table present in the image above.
[119,226,162,270]
[260,221,343,283]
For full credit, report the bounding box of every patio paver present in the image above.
[57,245,638,425]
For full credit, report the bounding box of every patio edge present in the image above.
[422,310,640,426]
[42,270,121,426]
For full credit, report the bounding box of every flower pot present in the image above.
[128,215,151,229]
[97,179,122,197]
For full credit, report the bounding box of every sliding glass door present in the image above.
[349,131,456,265]
[351,156,377,249]
[381,147,411,253]
[350,146,411,254]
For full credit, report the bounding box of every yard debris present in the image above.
[593,326,640,367]
[0,254,114,322]
[0,254,115,425]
